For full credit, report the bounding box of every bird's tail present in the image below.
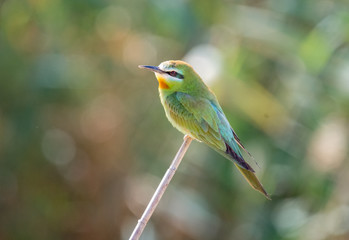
[235,163,271,200]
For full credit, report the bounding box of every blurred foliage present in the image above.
[0,0,349,239]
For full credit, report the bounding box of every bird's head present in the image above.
[139,60,203,92]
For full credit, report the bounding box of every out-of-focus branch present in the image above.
[129,135,193,240]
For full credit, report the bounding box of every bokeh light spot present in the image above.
[183,44,222,85]
[273,199,309,237]
[41,129,76,166]
[308,116,348,172]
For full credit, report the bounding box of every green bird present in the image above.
[139,60,270,199]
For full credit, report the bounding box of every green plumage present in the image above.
[162,91,254,172]
[139,60,270,199]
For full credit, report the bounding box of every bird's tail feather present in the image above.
[225,143,255,172]
[235,163,271,200]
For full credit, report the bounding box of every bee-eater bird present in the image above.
[139,60,270,199]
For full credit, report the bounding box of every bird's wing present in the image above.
[175,92,253,171]
[209,100,254,172]
[169,92,226,151]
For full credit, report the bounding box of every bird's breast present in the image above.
[161,94,193,132]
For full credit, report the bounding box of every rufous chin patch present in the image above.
[156,75,169,89]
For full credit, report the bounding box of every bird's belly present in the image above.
[165,106,188,130]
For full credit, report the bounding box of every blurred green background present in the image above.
[1,0,349,239]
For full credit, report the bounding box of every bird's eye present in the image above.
[169,71,177,77]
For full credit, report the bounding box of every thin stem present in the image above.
[129,135,193,240]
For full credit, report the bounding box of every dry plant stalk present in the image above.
[129,135,193,240]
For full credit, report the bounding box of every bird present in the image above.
[139,60,270,199]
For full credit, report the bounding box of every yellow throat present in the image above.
[155,74,169,89]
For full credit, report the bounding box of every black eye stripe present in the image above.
[166,71,184,79]
[177,73,184,79]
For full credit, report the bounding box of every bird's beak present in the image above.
[138,65,165,74]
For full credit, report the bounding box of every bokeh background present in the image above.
[1,0,349,239]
